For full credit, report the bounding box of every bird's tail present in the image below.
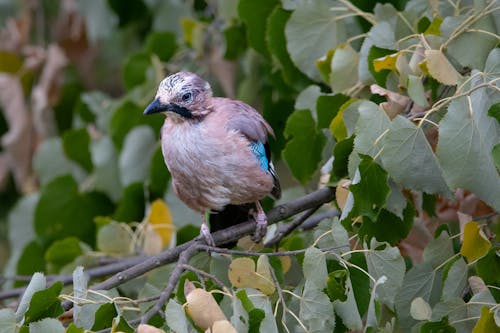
[209,203,256,248]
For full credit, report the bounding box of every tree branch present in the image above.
[0,187,335,307]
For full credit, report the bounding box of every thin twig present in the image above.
[141,244,199,324]
[300,209,340,231]
[265,206,321,247]
[182,264,228,291]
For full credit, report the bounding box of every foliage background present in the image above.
[0,0,499,332]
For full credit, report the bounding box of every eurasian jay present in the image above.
[143,72,281,246]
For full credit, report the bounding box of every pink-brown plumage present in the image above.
[144,72,280,244]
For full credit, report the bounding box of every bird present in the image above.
[143,71,281,246]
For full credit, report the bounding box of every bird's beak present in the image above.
[143,98,167,115]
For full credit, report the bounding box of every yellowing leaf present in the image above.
[330,110,347,141]
[329,98,355,141]
[472,306,500,333]
[137,324,166,333]
[228,256,275,295]
[460,221,491,262]
[335,179,350,210]
[147,199,174,247]
[316,48,335,83]
[279,253,291,274]
[211,320,238,333]
[373,52,399,72]
[256,255,275,294]
[142,227,163,255]
[184,281,227,330]
[425,17,443,36]
[423,50,462,85]
[410,297,432,321]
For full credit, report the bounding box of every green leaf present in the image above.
[285,0,346,80]
[349,155,390,220]
[333,274,363,331]
[44,237,83,271]
[303,247,328,288]
[122,52,152,90]
[119,126,156,186]
[395,263,442,329]
[113,182,145,222]
[359,203,414,245]
[15,273,46,322]
[148,146,170,200]
[236,290,265,333]
[145,31,177,62]
[113,316,133,333]
[266,7,311,89]
[437,89,500,211]
[349,253,370,317]
[165,299,188,333]
[488,102,500,124]
[33,138,80,186]
[353,101,391,159]
[326,270,348,302]
[381,116,451,196]
[367,46,398,87]
[73,266,88,329]
[74,0,118,42]
[491,144,500,171]
[440,11,497,70]
[91,136,122,202]
[407,75,429,107]
[34,175,114,246]
[97,221,133,255]
[91,303,117,331]
[0,309,17,333]
[330,45,359,92]
[62,128,93,173]
[421,316,456,333]
[15,243,45,287]
[473,306,500,333]
[423,230,454,269]
[365,242,405,309]
[223,25,247,60]
[28,318,65,333]
[332,135,354,181]
[283,109,326,183]
[442,258,467,301]
[316,94,350,129]
[300,280,335,332]
[238,0,278,57]
[24,282,63,323]
[66,323,85,333]
[109,100,162,150]
[476,247,500,284]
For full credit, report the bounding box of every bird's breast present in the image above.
[160,119,273,212]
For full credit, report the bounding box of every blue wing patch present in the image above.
[249,141,269,171]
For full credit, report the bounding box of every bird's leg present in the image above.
[200,213,215,246]
[251,201,268,243]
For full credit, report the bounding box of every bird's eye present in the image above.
[181,92,192,102]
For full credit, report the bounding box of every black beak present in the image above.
[143,98,167,115]
[143,98,193,119]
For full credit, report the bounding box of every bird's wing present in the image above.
[212,97,273,143]
[212,97,281,199]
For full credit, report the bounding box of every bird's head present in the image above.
[143,72,212,120]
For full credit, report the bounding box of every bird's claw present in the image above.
[200,223,215,247]
[251,211,268,243]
